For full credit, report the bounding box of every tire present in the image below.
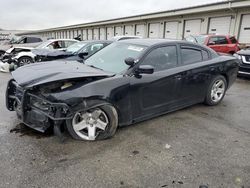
[204,75,227,106]
[66,104,118,141]
[18,57,34,66]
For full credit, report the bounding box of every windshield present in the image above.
[66,42,87,53]
[186,35,206,45]
[85,42,146,74]
[9,36,22,44]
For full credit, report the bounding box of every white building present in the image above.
[19,0,250,44]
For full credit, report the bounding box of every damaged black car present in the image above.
[6,39,239,141]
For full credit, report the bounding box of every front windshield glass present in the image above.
[66,42,86,53]
[9,36,22,44]
[85,42,146,74]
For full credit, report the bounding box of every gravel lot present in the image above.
[0,72,249,188]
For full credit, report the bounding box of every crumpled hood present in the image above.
[32,49,72,57]
[12,60,114,88]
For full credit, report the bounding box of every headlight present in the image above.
[233,54,242,60]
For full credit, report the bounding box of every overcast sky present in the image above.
[0,0,225,31]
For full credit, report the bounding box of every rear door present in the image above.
[178,45,213,104]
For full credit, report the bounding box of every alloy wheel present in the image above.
[211,79,226,103]
[72,108,109,140]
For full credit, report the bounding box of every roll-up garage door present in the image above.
[107,27,114,40]
[99,28,105,40]
[82,30,87,40]
[115,26,123,36]
[184,19,202,37]
[208,16,231,35]
[124,25,134,36]
[136,24,145,37]
[74,30,78,38]
[88,29,93,40]
[93,29,99,40]
[239,14,250,44]
[149,23,161,38]
[165,21,179,39]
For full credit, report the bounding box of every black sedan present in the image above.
[234,48,250,77]
[6,39,239,141]
[33,40,112,62]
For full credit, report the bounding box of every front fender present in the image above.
[15,52,35,60]
[48,75,132,125]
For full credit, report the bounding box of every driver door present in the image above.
[130,45,182,121]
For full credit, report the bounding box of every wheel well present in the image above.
[18,56,33,62]
[220,74,229,88]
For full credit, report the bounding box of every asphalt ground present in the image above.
[0,72,249,188]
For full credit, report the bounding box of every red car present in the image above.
[185,34,240,54]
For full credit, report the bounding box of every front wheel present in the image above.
[18,57,34,66]
[66,104,118,141]
[204,75,227,106]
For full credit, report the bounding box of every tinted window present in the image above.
[141,46,178,72]
[209,37,228,45]
[181,47,202,65]
[230,37,237,44]
[26,37,42,43]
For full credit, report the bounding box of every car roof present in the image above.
[118,38,181,46]
[48,39,78,42]
[79,40,113,44]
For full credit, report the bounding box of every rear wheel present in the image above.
[66,104,118,141]
[18,57,33,66]
[204,75,227,106]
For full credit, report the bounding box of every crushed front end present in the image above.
[6,80,70,132]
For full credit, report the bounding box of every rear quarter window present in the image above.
[181,46,210,65]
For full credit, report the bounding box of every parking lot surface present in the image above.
[0,72,249,188]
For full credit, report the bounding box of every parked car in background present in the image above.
[6,39,239,141]
[0,35,46,56]
[33,40,112,62]
[185,34,240,54]
[234,48,250,77]
[111,35,142,41]
[11,39,78,65]
[0,39,78,72]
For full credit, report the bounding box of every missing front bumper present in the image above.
[6,80,72,132]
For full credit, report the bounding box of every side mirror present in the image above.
[125,57,135,66]
[135,65,154,75]
[78,52,89,59]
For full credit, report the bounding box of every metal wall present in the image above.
[37,8,250,44]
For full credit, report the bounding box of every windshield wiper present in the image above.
[89,65,103,71]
